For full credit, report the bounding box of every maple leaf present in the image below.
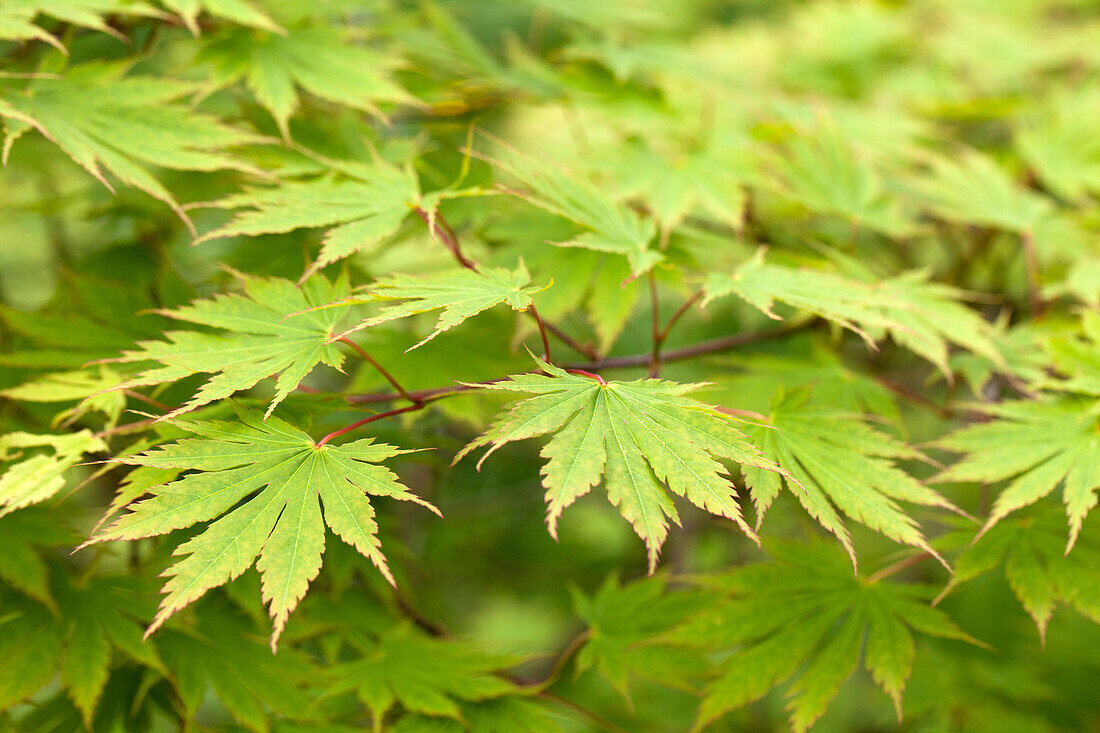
[83,406,439,649]
[704,251,1001,374]
[765,123,915,237]
[933,398,1100,553]
[571,575,714,701]
[112,271,351,419]
[0,0,162,51]
[0,430,108,516]
[915,149,1054,232]
[329,623,520,726]
[457,359,780,571]
[200,26,412,138]
[0,366,126,429]
[157,602,317,731]
[0,62,263,232]
[193,160,478,279]
[160,0,282,35]
[742,388,962,570]
[681,540,979,732]
[480,139,661,277]
[937,508,1100,643]
[339,262,548,347]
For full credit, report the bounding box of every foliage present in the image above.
[2,1,1100,731]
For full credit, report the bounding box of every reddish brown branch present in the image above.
[338,337,417,404]
[315,403,430,447]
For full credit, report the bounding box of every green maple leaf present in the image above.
[934,398,1100,553]
[457,359,780,571]
[0,508,76,610]
[683,540,979,732]
[200,26,412,138]
[571,575,714,701]
[1041,310,1100,395]
[765,124,915,237]
[915,149,1054,232]
[113,272,351,419]
[481,139,660,277]
[743,388,962,569]
[160,0,282,34]
[54,575,166,727]
[0,366,126,429]
[329,624,519,726]
[83,406,439,649]
[0,0,162,51]
[340,262,548,348]
[937,508,1100,642]
[0,430,108,516]
[704,251,1001,374]
[1015,86,1100,202]
[193,161,479,279]
[157,602,317,731]
[0,62,263,231]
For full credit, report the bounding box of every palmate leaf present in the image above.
[329,624,520,726]
[457,359,780,571]
[571,575,714,701]
[0,430,108,516]
[193,161,472,279]
[113,272,350,419]
[482,140,660,277]
[742,388,962,569]
[934,398,1100,553]
[200,26,412,138]
[765,124,915,237]
[83,406,438,650]
[339,262,548,348]
[704,252,1001,374]
[914,149,1054,232]
[0,0,162,51]
[0,62,262,231]
[938,508,1100,642]
[157,602,317,731]
[679,540,978,732]
[160,0,282,34]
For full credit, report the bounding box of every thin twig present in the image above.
[526,629,590,690]
[564,319,813,371]
[315,402,430,447]
[414,206,596,361]
[95,418,157,440]
[1021,229,1044,317]
[528,305,552,362]
[121,390,172,413]
[865,552,932,585]
[538,691,630,733]
[565,369,606,385]
[338,337,417,404]
[648,272,661,377]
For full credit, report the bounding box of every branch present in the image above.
[345,321,813,406]
[314,402,431,447]
[339,337,417,404]
[414,206,598,361]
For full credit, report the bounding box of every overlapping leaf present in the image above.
[915,150,1054,232]
[200,26,411,138]
[482,140,660,276]
[677,540,978,732]
[0,63,262,230]
[938,508,1100,642]
[84,407,438,649]
[340,262,547,348]
[0,0,161,51]
[0,430,107,516]
[934,398,1100,552]
[742,388,962,569]
[329,624,520,726]
[194,162,441,279]
[112,272,350,418]
[571,575,714,701]
[765,125,915,237]
[704,251,1001,374]
[160,0,281,34]
[457,359,780,570]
